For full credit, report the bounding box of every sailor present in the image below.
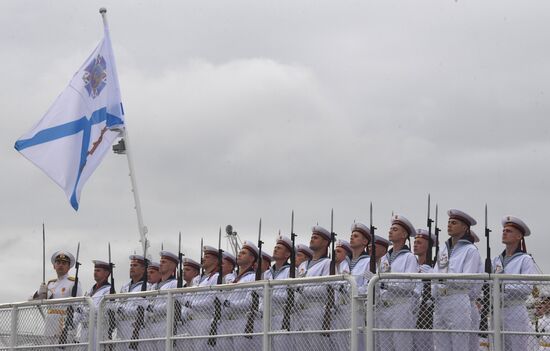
[413,229,436,351]
[266,235,293,280]
[229,240,261,350]
[183,258,201,287]
[261,251,272,279]
[296,226,333,350]
[222,251,237,283]
[147,262,161,290]
[368,235,391,268]
[492,216,538,351]
[335,239,351,274]
[376,214,419,351]
[116,254,148,351]
[536,286,550,350]
[32,251,83,345]
[79,260,112,349]
[349,222,371,291]
[296,244,313,276]
[429,209,482,351]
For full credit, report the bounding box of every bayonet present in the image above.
[369,202,377,273]
[217,227,223,284]
[427,194,434,266]
[200,237,204,277]
[290,210,296,278]
[434,204,440,263]
[255,218,263,281]
[329,208,336,275]
[177,232,183,288]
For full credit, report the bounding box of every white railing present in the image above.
[2,274,550,351]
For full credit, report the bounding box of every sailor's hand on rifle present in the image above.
[37,283,48,299]
[419,264,433,273]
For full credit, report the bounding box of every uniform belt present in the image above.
[47,309,66,315]
[438,288,468,296]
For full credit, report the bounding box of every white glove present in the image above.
[37,283,48,299]
[419,264,433,274]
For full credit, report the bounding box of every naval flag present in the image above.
[14,22,124,211]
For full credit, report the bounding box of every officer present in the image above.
[377,214,419,351]
[117,254,148,351]
[430,209,482,351]
[33,251,83,345]
[492,216,538,351]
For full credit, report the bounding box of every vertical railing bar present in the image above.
[263,281,271,351]
[366,274,379,351]
[492,276,502,351]
[166,292,174,351]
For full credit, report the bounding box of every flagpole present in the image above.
[101,8,149,253]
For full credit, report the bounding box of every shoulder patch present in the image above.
[47,278,57,284]
[68,276,76,281]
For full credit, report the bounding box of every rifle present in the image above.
[200,237,204,277]
[177,232,184,288]
[208,228,225,346]
[322,209,337,336]
[59,242,80,345]
[416,196,434,330]
[245,219,262,338]
[129,240,148,350]
[434,204,440,263]
[282,210,296,330]
[107,243,116,350]
[480,205,492,334]
[369,203,377,274]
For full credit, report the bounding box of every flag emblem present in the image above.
[83,54,107,98]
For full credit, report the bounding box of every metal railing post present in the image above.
[366,274,379,351]
[87,299,96,351]
[348,275,358,351]
[492,276,502,351]
[9,305,18,350]
[263,282,272,351]
[96,298,106,351]
[166,293,174,351]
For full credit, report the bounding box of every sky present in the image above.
[1,0,549,302]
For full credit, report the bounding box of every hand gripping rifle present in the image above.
[282,210,296,331]
[369,203,377,274]
[245,219,262,338]
[480,205,492,334]
[417,196,434,330]
[107,243,117,350]
[59,242,80,346]
[129,240,148,350]
[322,209,337,337]
[208,228,224,346]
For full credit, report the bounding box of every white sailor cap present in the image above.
[311,225,331,241]
[391,214,416,237]
[203,245,220,257]
[502,215,531,237]
[92,260,111,270]
[336,239,352,255]
[415,229,436,242]
[351,222,371,240]
[261,251,272,262]
[129,254,148,264]
[242,240,259,258]
[448,209,477,226]
[51,251,76,268]
[222,251,237,266]
[296,244,313,258]
[470,230,481,243]
[160,250,180,264]
[148,261,160,270]
[373,235,391,248]
[538,285,550,299]
[276,235,293,251]
[183,258,201,271]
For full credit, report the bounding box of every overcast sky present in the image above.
[1,0,549,303]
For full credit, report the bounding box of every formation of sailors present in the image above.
[31,209,543,351]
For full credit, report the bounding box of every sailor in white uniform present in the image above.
[334,239,352,351]
[376,214,419,351]
[429,209,482,351]
[266,235,294,350]
[222,252,237,284]
[182,258,200,287]
[413,229,436,351]
[116,254,148,351]
[79,260,113,350]
[349,222,371,293]
[335,239,351,274]
[261,250,272,280]
[368,235,391,270]
[296,244,313,276]
[536,287,550,350]
[296,225,333,350]
[492,215,538,351]
[32,251,83,346]
[228,241,261,351]
[146,261,161,290]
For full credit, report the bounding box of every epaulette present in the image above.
[47,278,57,284]
[68,276,76,281]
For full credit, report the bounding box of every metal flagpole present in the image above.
[100,8,149,253]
